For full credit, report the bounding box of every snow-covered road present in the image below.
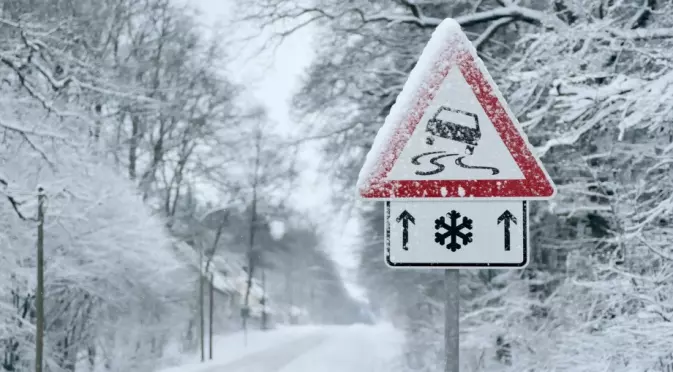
[207,332,328,372]
[162,324,403,372]
[276,324,403,372]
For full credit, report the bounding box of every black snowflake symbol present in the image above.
[434,210,473,252]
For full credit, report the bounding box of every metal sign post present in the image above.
[444,269,459,372]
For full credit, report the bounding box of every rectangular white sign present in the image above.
[385,200,529,268]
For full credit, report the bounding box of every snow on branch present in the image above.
[0,17,159,106]
[362,4,568,30]
[454,5,568,29]
[0,120,66,139]
[638,236,673,262]
[607,27,673,40]
[0,178,39,222]
[532,69,673,157]
[241,2,570,40]
[0,56,89,121]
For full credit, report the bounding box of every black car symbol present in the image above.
[425,106,481,155]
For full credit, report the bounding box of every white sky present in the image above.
[186,0,367,302]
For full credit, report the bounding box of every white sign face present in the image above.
[385,200,528,268]
[385,66,524,181]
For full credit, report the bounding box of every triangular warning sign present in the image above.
[356,19,556,200]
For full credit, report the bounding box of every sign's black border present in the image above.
[384,201,528,268]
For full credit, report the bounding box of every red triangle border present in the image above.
[359,45,555,199]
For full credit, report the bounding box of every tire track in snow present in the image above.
[411,151,458,176]
[454,156,500,175]
[411,151,500,176]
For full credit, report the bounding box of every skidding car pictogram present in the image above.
[425,106,481,155]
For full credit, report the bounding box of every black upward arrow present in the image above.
[396,210,415,251]
[497,210,517,251]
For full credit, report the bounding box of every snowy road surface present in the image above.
[208,332,328,372]
[161,324,402,372]
[275,324,402,372]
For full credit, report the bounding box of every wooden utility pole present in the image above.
[261,269,267,330]
[35,188,45,372]
[199,247,205,362]
[242,125,262,341]
[201,212,226,360]
[209,273,214,360]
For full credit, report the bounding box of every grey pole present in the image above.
[444,269,459,372]
[35,189,45,372]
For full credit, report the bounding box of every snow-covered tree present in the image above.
[0,0,250,370]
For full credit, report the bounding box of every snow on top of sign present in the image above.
[355,16,555,199]
[356,18,468,192]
